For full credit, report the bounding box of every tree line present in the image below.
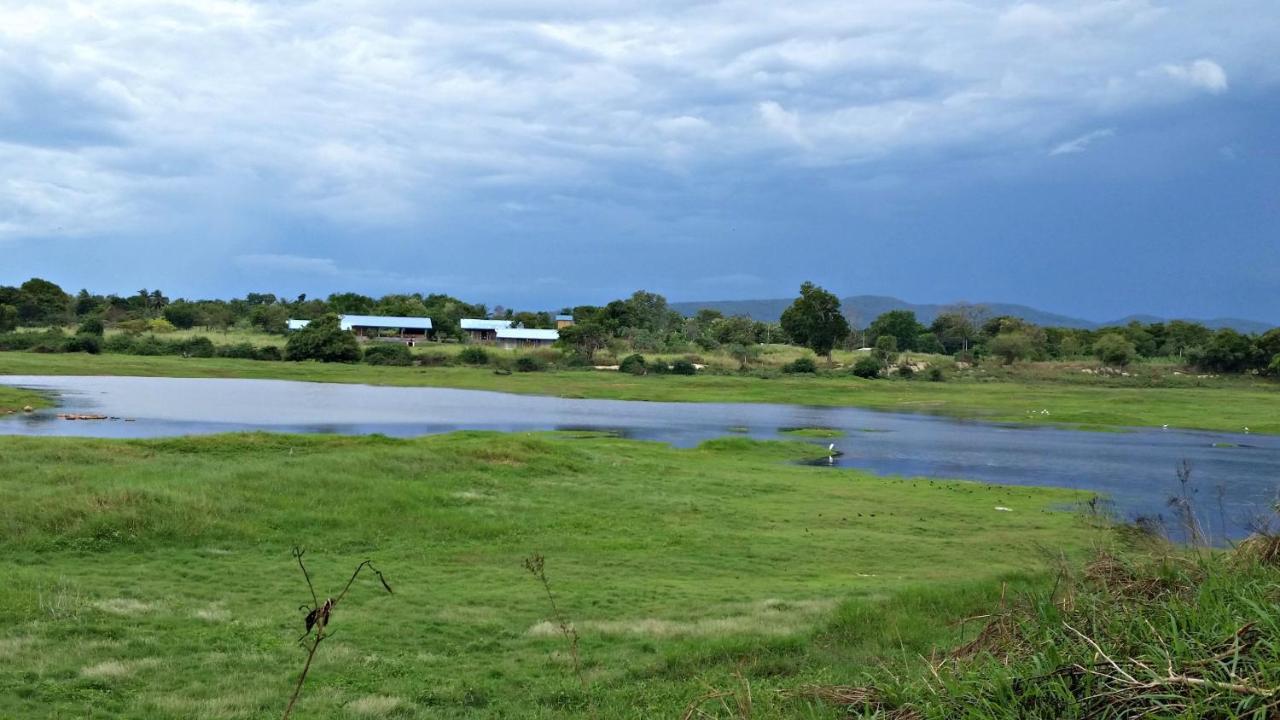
[2,277,1277,376]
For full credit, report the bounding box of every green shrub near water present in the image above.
[515,355,545,372]
[459,346,490,365]
[852,355,883,378]
[283,314,361,363]
[364,343,414,366]
[619,353,647,375]
[784,357,817,374]
[670,358,697,375]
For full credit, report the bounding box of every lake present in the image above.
[3,374,1278,541]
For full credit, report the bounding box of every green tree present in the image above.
[868,310,926,352]
[284,314,361,363]
[1192,329,1260,373]
[873,335,898,363]
[988,332,1036,365]
[163,302,199,330]
[0,304,16,333]
[16,278,70,326]
[1093,333,1137,368]
[726,342,761,370]
[780,282,850,361]
[557,322,609,361]
[327,292,375,315]
[250,304,289,334]
[713,315,757,346]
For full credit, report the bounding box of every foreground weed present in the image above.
[524,553,597,719]
[282,547,393,720]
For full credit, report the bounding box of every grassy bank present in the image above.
[2,351,1277,433]
[834,540,1280,718]
[0,432,1101,719]
[0,385,45,414]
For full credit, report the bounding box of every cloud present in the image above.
[234,254,340,275]
[758,101,809,147]
[0,1,1272,243]
[1049,128,1116,156]
[1161,59,1229,94]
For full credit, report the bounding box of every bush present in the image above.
[852,355,883,379]
[784,357,817,374]
[926,366,946,382]
[458,346,490,365]
[217,343,258,360]
[515,355,545,372]
[0,331,46,351]
[619,354,647,375]
[254,345,282,362]
[77,317,105,337]
[176,337,216,358]
[1269,354,1280,377]
[988,332,1035,365]
[417,351,451,367]
[65,333,101,354]
[896,362,915,379]
[1093,333,1137,368]
[670,359,697,375]
[147,318,177,334]
[103,334,136,353]
[364,343,414,366]
[130,336,171,356]
[647,359,668,375]
[873,335,898,362]
[284,314,361,363]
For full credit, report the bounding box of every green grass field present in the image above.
[2,351,1277,434]
[0,432,1103,719]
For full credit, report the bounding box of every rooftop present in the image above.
[287,315,433,331]
[495,328,560,341]
[460,318,514,331]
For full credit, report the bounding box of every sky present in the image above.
[2,0,1278,322]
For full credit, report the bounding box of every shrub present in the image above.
[1269,354,1280,376]
[103,334,136,353]
[1093,333,1137,368]
[896,362,915,379]
[873,335,898,362]
[130,336,171,356]
[988,332,1035,365]
[852,355,883,379]
[64,333,101,354]
[364,343,414,366]
[926,366,946,382]
[784,357,817,374]
[147,318,177,334]
[417,351,451,367]
[647,359,669,375]
[670,359,697,375]
[217,343,259,360]
[619,354,647,375]
[177,337,216,358]
[458,346,490,365]
[0,331,47,351]
[284,314,361,363]
[77,317,105,337]
[254,345,282,362]
[515,356,545,372]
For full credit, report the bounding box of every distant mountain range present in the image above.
[670,295,1274,334]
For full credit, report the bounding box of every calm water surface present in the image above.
[3,375,1278,540]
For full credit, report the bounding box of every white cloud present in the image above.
[234,254,340,275]
[0,1,1271,240]
[1049,128,1116,156]
[758,101,809,147]
[1161,59,1229,93]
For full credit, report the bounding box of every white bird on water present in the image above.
[827,443,837,465]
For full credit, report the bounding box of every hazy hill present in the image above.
[670,295,1274,333]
